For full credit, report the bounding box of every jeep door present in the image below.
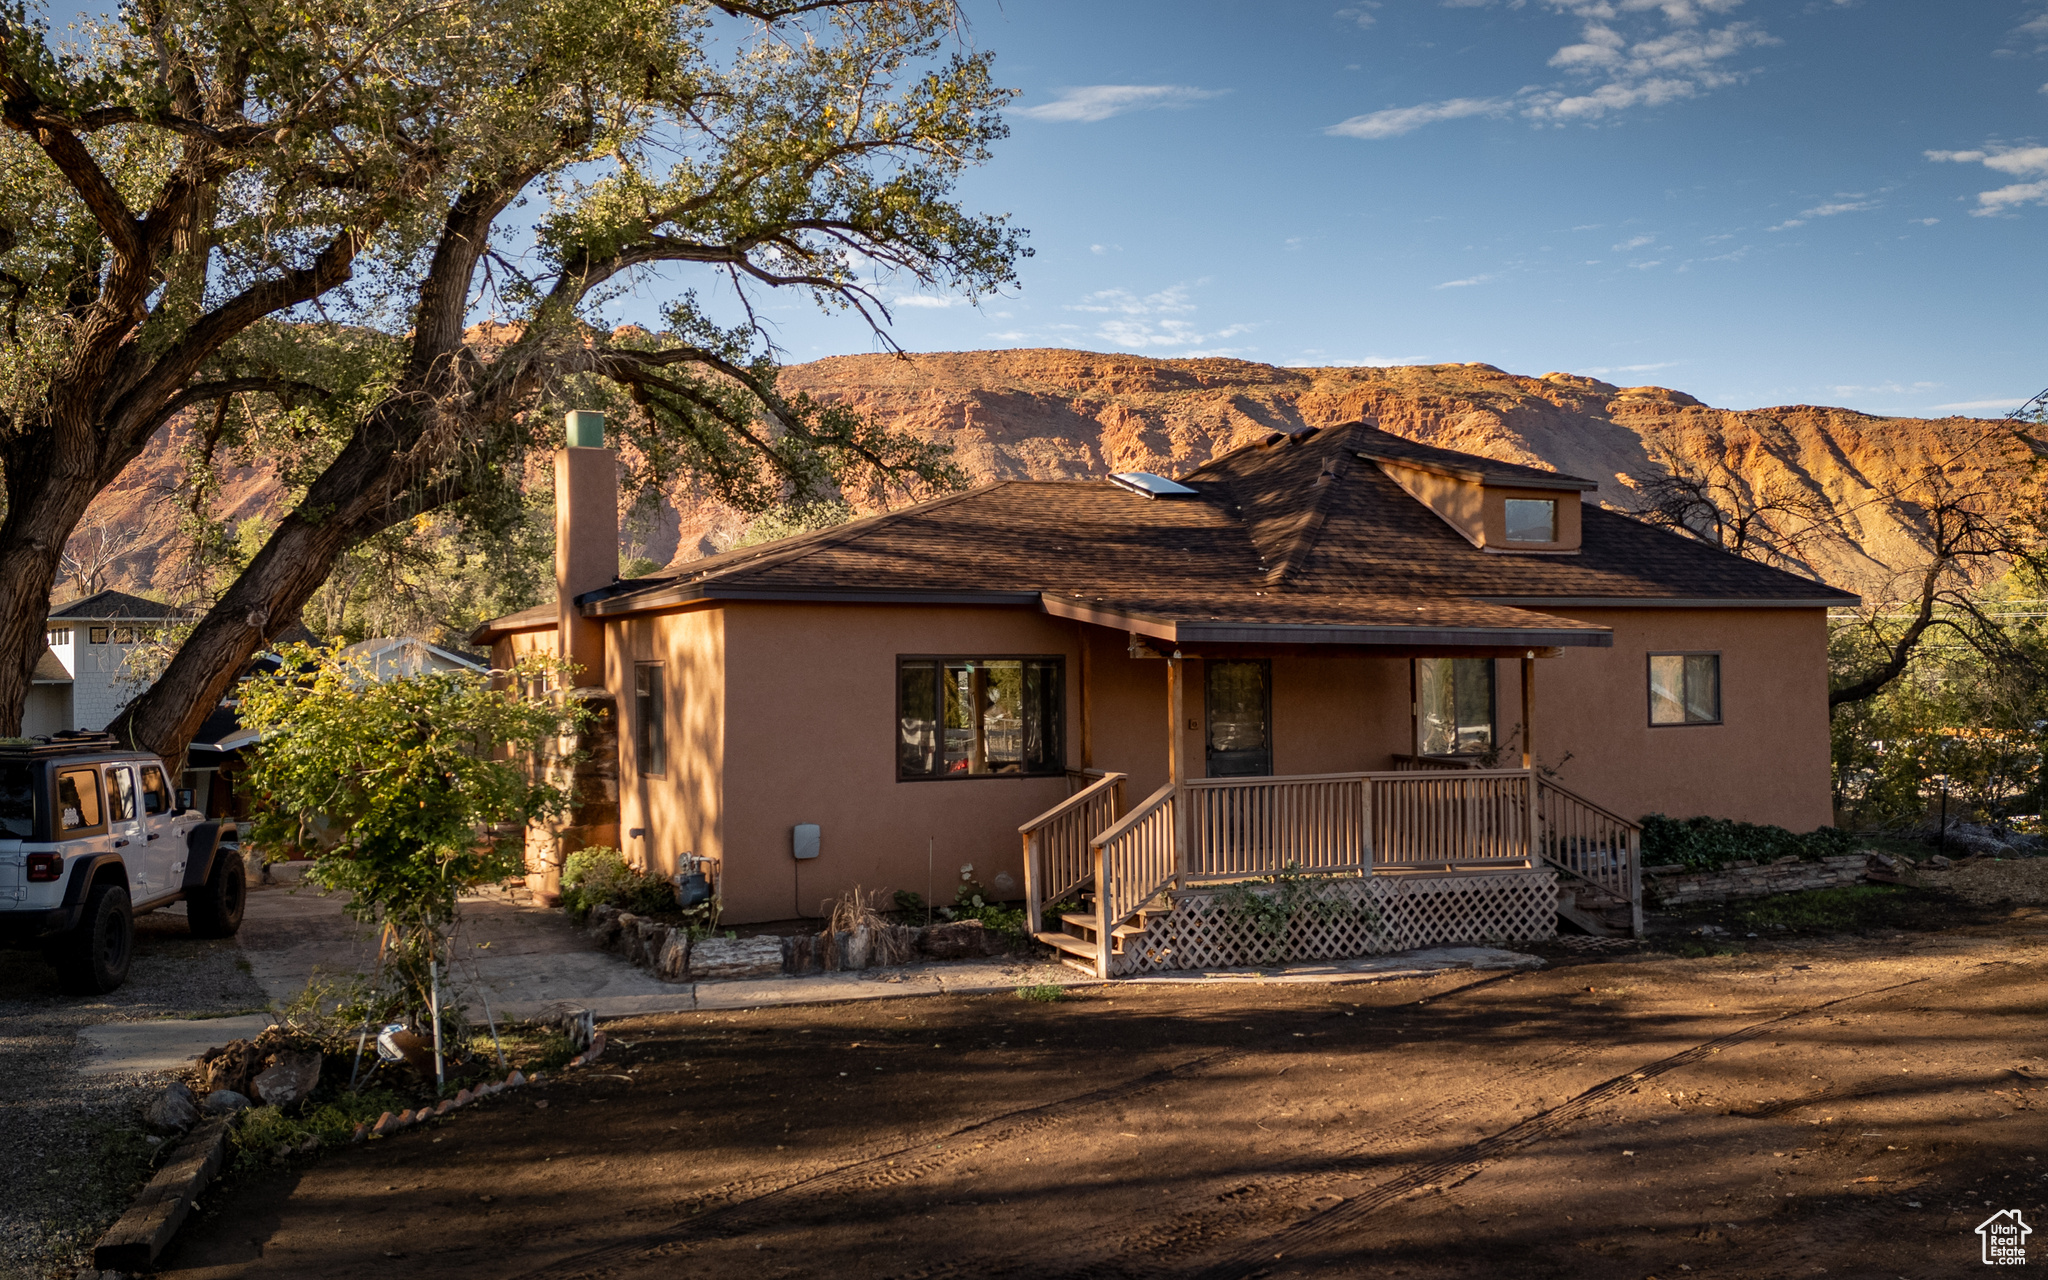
[136,765,184,891]
[102,766,149,900]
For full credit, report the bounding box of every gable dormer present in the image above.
[1356,440,1597,554]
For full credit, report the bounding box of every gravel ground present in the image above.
[1915,854,2048,906]
[0,903,267,1280]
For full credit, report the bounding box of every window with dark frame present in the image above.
[1415,657,1496,756]
[634,663,666,777]
[897,657,1063,779]
[87,627,108,644]
[1649,652,1721,725]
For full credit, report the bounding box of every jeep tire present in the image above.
[186,851,246,939]
[54,882,133,995]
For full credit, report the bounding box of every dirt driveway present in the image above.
[162,915,2048,1280]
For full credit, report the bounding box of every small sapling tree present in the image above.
[237,644,585,1041]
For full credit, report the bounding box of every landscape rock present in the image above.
[1929,855,1955,869]
[610,912,640,955]
[920,919,1006,959]
[144,1082,200,1131]
[251,1049,324,1110]
[201,1089,250,1115]
[688,935,786,980]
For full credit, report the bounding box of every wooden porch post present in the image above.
[1522,651,1539,865]
[1520,653,1535,771]
[1168,655,1189,889]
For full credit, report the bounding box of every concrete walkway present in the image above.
[78,882,1544,1075]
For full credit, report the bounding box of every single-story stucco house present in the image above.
[476,413,1855,975]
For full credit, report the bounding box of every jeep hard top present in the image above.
[0,731,243,993]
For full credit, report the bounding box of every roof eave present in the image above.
[1474,594,1861,609]
[1039,595,1612,648]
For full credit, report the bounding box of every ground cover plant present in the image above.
[561,846,675,918]
[1639,813,1861,870]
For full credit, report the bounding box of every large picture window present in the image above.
[1416,657,1495,756]
[898,657,1063,779]
[1649,653,1721,725]
[635,663,666,776]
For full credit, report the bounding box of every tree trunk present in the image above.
[0,419,108,736]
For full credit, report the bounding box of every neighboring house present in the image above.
[476,415,1857,969]
[40,590,190,732]
[23,645,73,738]
[337,636,487,681]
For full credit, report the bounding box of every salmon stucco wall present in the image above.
[1499,606,1832,831]
[705,602,1087,925]
[614,605,725,893]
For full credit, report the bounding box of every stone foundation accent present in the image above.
[1644,853,1875,906]
[582,904,1009,982]
[526,687,619,902]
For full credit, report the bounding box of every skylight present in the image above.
[1110,471,1199,498]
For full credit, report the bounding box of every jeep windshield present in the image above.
[0,762,33,839]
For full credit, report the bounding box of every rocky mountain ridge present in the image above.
[65,348,2018,614]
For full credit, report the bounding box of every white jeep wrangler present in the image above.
[0,732,244,994]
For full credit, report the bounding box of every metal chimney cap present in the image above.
[565,410,605,448]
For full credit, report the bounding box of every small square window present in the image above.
[1503,498,1558,543]
[110,626,134,644]
[88,627,109,645]
[1649,653,1721,725]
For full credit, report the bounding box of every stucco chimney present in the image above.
[556,410,616,688]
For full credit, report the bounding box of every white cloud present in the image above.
[1336,3,1381,27]
[1326,97,1505,139]
[1927,145,2048,215]
[1581,361,1679,375]
[1329,1,1778,139]
[1801,199,1877,217]
[1089,243,1122,256]
[1628,259,1663,269]
[891,295,965,309]
[1613,234,1655,250]
[1017,85,1224,124]
[1910,217,1939,226]
[1064,284,1253,353]
[1931,398,2029,413]
[1434,274,1495,288]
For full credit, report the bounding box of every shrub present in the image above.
[560,846,673,917]
[1015,984,1065,1002]
[1639,814,1860,871]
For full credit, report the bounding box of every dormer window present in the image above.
[1504,499,1557,544]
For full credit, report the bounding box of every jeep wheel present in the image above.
[187,851,246,938]
[55,882,133,995]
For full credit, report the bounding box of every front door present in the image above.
[1205,659,1272,777]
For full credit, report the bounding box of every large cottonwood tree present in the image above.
[0,0,1019,748]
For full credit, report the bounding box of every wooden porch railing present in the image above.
[1019,771,1126,935]
[1082,769,1643,947]
[1088,782,1177,979]
[1184,773,1370,879]
[1535,779,1643,932]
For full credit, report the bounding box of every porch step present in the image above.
[1054,912,1151,945]
[1033,930,1098,962]
[1555,887,1632,938]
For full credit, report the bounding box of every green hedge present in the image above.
[1639,814,1860,871]
[560,846,674,916]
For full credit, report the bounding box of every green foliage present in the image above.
[943,879,1025,935]
[892,888,927,920]
[1014,984,1065,1003]
[238,644,586,1019]
[1733,884,1932,934]
[728,501,858,550]
[561,846,674,917]
[1212,865,1378,962]
[230,1089,411,1174]
[1639,814,1860,871]
[1830,591,2048,829]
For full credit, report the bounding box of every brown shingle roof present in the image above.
[567,421,1855,647]
[48,590,187,621]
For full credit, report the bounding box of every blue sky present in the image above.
[740,0,2048,418]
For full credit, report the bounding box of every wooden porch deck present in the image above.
[1020,766,1642,978]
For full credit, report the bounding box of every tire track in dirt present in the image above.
[510,973,1522,1280]
[1165,976,1934,1280]
[505,1050,1245,1280]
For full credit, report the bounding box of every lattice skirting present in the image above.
[1112,870,1557,976]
